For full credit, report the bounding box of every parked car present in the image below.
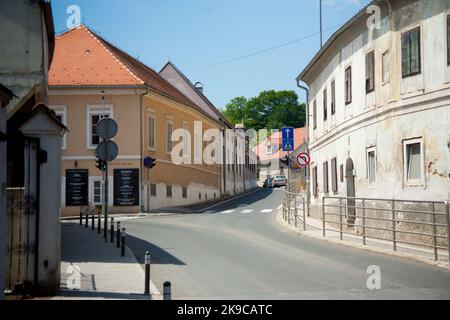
[273,175,288,187]
[263,177,275,188]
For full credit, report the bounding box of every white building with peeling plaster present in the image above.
[297,0,450,217]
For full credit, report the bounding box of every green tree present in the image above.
[222,90,306,131]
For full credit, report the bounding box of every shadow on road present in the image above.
[125,233,186,266]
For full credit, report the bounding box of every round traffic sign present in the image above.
[96,118,118,140]
[296,152,310,167]
[96,140,119,162]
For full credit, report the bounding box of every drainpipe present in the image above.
[296,79,311,217]
[139,86,149,212]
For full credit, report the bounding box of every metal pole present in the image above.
[362,199,366,245]
[144,252,151,295]
[445,202,450,263]
[121,228,126,257]
[146,169,150,212]
[339,198,343,241]
[79,208,83,225]
[110,217,114,243]
[287,151,291,192]
[97,212,101,234]
[104,161,108,242]
[116,221,121,248]
[294,197,298,228]
[85,212,88,228]
[91,212,94,231]
[431,203,437,261]
[302,196,306,231]
[392,200,397,251]
[322,197,326,237]
[163,281,171,300]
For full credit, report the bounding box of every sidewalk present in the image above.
[53,221,161,300]
[277,208,450,270]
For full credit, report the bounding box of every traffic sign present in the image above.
[96,118,118,140]
[282,127,294,152]
[96,140,119,162]
[296,152,310,168]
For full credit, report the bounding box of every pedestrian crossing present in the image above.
[218,208,277,214]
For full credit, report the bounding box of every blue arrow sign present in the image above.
[282,127,294,152]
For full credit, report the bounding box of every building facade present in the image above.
[49,25,256,217]
[297,0,450,217]
[1,0,64,296]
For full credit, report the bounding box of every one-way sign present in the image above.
[282,127,294,152]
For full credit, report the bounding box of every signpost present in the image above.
[95,118,119,242]
[282,127,295,192]
[296,152,311,168]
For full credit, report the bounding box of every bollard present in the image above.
[79,209,83,225]
[110,217,115,243]
[97,213,101,234]
[91,213,95,231]
[163,281,171,300]
[116,221,121,248]
[121,228,126,257]
[144,252,151,295]
[85,212,88,228]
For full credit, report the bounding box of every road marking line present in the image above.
[261,209,273,213]
[220,210,234,214]
[241,209,254,214]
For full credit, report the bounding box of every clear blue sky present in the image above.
[52,0,371,108]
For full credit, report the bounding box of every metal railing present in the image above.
[322,196,450,262]
[282,189,306,231]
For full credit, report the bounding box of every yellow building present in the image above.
[48,25,228,216]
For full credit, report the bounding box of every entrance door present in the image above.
[345,158,356,226]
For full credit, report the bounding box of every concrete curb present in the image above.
[276,208,450,270]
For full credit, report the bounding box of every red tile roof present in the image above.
[49,25,199,109]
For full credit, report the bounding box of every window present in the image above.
[182,187,187,199]
[150,184,156,196]
[166,119,173,153]
[148,111,155,150]
[447,16,450,65]
[51,106,67,150]
[382,51,390,83]
[323,161,329,194]
[340,164,344,183]
[313,100,317,129]
[401,27,421,78]
[323,89,328,121]
[87,105,113,149]
[403,138,424,185]
[312,166,318,197]
[367,147,376,185]
[93,180,103,205]
[331,157,338,193]
[166,185,172,198]
[345,66,352,104]
[265,144,272,155]
[331,80,336,115]
[366,51,375,93]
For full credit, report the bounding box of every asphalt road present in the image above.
[123,188,450,300]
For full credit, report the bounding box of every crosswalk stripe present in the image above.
[241,209,254,214]
[261,209,273,213]
[220,210,234,214]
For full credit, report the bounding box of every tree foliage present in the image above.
[223,90,306,131]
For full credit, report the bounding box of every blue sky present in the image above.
[52,0,371,108]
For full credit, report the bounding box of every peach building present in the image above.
[48,25,238,216]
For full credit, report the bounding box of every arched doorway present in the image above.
[345,158,356,226]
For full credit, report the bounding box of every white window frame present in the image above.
[86,105,114,150]
[366,146,377,185]
[91,177,104,205]
[265,143,272,155]
[403,137,425,187]
[166,117,174,155]
[382,50,390,85]
[147,109,156,151]
[50,105,67,150]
